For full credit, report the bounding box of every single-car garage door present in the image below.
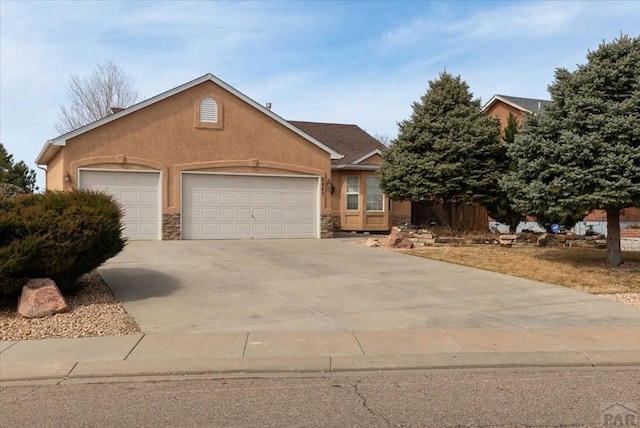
[79,170,161,240]
[182,173,318,239]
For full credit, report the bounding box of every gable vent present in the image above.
[200,98,218,123]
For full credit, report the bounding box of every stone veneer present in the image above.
[162,213,181,240]
[320,214,334,238]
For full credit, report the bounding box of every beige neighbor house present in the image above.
[36,73,410,241]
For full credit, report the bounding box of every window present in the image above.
[346,176,359,210]
[366,177,383,211]
[200,98,218,123]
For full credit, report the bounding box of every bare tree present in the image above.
[374,133,391,146]
[55,60,139,134]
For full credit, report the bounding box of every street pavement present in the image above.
[1,238,639,385]
[2,368,639,427]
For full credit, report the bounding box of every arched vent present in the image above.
[200,98,218,123]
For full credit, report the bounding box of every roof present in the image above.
[482,94,552,114]
[288,121,386,168]
[36,74,342,165]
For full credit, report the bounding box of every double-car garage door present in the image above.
[182,173,318,239]
[79,170,318,240]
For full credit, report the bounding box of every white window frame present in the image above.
[346,176,359,211]
[200,97,218,123]
[366,176,384,212]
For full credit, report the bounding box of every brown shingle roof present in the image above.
[289,121,385,165]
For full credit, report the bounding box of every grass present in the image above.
[406,245,640,294]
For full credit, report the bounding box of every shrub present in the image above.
[0,190,127,295]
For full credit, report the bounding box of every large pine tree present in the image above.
[503,35,640,266]
[378,72,504,225]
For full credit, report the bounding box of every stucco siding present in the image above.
[56,81,332,216]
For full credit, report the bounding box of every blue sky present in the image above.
[1,0,639,188]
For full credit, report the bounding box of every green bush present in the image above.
[0,190,127,295]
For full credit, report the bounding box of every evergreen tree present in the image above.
[503,35,640,266]
[0,143,37,193]
[378,72,504,227]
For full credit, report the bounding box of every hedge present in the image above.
[0,190,127,295]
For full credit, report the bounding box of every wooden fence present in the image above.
[411,201,489,231]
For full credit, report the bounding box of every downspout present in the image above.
[36,164,47,192]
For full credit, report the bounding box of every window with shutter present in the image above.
[200,98,218,123]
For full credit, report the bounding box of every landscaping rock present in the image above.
[536,233,560,247]
[499,234,518,240]
[364,238,379,247]
[386,227,414,249]
[18,278,69,318]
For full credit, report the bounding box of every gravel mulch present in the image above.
[598,293,640,308]
[0,271,141,341]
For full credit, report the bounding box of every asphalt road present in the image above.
[2,368,639,427]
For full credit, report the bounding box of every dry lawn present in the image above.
[406,246,640,294]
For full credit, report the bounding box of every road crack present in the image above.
[353,383,395,427]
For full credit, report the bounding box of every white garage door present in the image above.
[182,173,318,239]
[79,170,160,240]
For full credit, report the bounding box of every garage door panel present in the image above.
[182,174,318,239]
[80,170,160,241]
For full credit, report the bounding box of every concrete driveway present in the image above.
[100,238,640,334]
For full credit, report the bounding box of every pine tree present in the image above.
[0,143,37,193]
[377,72,504,226]
[503,35,640,266]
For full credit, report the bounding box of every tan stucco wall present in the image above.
[52,81,333,214]
[46,150,64,191]
[330,166,411,231]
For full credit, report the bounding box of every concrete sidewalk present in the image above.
[2,327,640,385]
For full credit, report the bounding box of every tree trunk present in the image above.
[606,208,623,267]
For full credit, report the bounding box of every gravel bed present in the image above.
[0,271,141,341]
[598,293,640,308]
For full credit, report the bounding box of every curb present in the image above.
[2,351,639,385]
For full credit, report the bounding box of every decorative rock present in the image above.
[396,238,414,249]
[18,278,69,319]
[536,233,560,247]
[386,227,414,249]
[365,238,379,247]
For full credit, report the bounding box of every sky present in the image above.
[1,0,639,188]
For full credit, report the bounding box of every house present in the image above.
[36,73,409,240]
[483,94,640,234]
[482,94,552,130]
[289,121,410,232]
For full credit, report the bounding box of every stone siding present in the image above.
[162,213,181,240]
[320,214,334,238]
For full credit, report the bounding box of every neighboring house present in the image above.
[484,94,640,234]
[482,94,552,130]
[36,73,409,241]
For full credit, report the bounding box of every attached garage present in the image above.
[79,170,161,240]
[182,173,319,239]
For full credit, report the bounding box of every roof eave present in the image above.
[38,73,344,163]
[482,95,532,114]
[332,164,380,171]
[35,140,63,165]
[350,149,383,165]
